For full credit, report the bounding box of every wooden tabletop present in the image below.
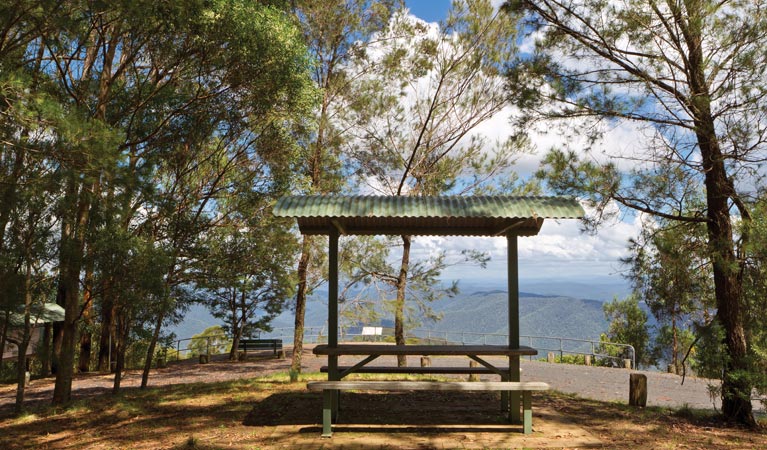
[312,344,538,356]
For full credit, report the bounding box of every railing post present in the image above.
[559,338,563,361]
[528,336,533,360]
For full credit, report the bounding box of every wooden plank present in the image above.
[319,366,511,374]
[306,381,550,391]
[312,344,538,356]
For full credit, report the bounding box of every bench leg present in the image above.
[509,357,521,424]
[523,391,532,434]
[322,389,333,437]
[500,373,509,412]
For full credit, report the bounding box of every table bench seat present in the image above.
[319,365,510,375]
[237,339,283,356]
[307,380,549,436]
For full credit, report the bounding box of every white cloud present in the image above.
[405,200,644,285]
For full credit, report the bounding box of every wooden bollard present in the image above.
[421,356,431,367]
[624,359,632,370]
[278,349,287,360]
[584,354,592,366]
[199,354,209,364]
[547,352,555,363]
[629,373,647,407]
[468,360,479,381]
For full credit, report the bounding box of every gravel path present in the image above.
[1,344,763,417]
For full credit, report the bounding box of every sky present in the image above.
[399,0,638,295]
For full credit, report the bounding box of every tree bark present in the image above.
[290,236,311,378]
[97,291,115,373]
[41,323,51,376]
[394,235,411,367]
[15,258,33,412]
[140,310,164,388]
[688,32,755,425]
[53,179,92,404]
[671,312,678,375]
[77,244,96,373]
[0,310,9,364]
[112,306,130,394]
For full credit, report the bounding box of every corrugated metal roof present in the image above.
[274,195,583,237]
[3,303,65,327]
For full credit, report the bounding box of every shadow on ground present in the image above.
[243,390,603,448]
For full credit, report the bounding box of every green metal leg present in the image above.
[523,391,532,434]
[322,389,333,438]
[329,355,340,421]
[510,392,521,424]
[509,356,521,424]
[500,373,509,412]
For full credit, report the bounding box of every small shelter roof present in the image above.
[273,195,584,237]
[2,303,65,327]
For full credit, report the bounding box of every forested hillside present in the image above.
[429,292,607,340]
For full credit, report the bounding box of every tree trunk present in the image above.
[112,308,130,394]
[41,323,51,376]
[53,180,92,404]
[15,258,33,412]
[77,247,96,373]
[696,111,755,426]
[684,18,755,424]
[14,330,30,413]
[671,312,678,375]
[140,310,165,388]
[97,282,115,373]
[51,282,65,376]
[394,235,411,367]
[52,285,78,404]
[229,327,242,361]
[291,236,311,378]
[0,310,9,364]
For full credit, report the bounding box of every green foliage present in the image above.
[188,326,231,357]
[540,354,586,365]
[624,219,714,374]
[600,295,649,367]
[0,0,316,402]
[195,202,297,347]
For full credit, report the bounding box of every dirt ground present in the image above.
[0,348,765,449]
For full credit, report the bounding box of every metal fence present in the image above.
[250,326,636,369]
[170,333,231,361]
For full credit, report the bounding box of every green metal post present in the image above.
[508,234,521,424]
[322,389,333,437]
[328,231,339,419]
[523,391,532,434]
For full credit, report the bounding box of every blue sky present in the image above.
[405,0,452,22]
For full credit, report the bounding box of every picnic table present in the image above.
[313,343,537,378]
[274,195,583,437]
[310,343,547,436]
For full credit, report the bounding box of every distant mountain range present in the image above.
[425,291,608,341]
[168,280,625,343]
